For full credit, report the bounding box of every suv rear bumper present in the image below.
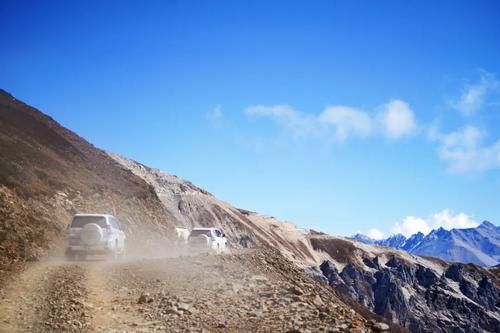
[188,242,211,248]
[65,245,113,255]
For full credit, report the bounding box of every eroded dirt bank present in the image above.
[0,249,384,333]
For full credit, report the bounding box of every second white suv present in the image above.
[65,214,126,260]
[188,227,227,252]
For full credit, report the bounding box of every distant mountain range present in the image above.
[352,221,500,266]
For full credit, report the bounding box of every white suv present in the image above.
[65,214,126,260]
[188,228,227,252]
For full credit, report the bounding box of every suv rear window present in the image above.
[71,216,107,228]
[190,230,212,237]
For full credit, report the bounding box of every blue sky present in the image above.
[1,0,500,238]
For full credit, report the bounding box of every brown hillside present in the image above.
[0,89,174,274]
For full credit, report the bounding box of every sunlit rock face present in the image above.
[314,236,500,333]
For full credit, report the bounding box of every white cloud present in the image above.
[244,99,417,142]
[428,71,500,173]
[377,99,418,138]
[244,105,315,138]
[431,210,479,230]
[319,106,373,141]
[367,228,385,240]
[430,125,500,173]
[392,216,432,237]
[452,72,499,116]
[391,209,478,237]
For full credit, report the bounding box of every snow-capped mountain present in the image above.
[377,233,407,249]
[352,233,409,249]
[351,233,377,244]
[402,231,425,252]
[351,221,500,266]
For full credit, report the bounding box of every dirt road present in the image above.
[0,250,374,333]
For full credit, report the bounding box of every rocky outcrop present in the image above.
[314,236,500,333]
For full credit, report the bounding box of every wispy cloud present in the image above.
[451,72,499,116]
[207,105,223,126]
[429,125,500,173]
[319,106,373,141]
[391,209,478,237]
[244,99,417,142]
[244,105,316,138]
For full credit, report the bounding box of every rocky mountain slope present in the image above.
[108,153,319,266]
[0,89,176,275]
[312,235,500,333]
[353,222,500,266]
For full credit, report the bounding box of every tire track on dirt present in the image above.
[40,264,91,333]
[1,259,151,333]
[86,261,146,333]
[0,261,91,333]
[0,261,55,332]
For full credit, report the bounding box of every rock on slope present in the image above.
[0,89,174,274]
[353,222,500,267]
[312,235,500,333]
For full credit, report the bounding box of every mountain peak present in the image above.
[479,221,496,229]
[351,233,377,244]
[424,227,449,240]
[406,231,425,240]
[432,227,449,235]
[402,231,426,252]
[388,233,406,239]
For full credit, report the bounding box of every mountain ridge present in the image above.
[352,222,500,266]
